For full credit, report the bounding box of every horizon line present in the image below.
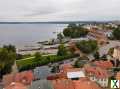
[0,20,117,24]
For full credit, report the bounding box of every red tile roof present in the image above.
[52,79,74,89]
[3,74,14,87]
[85,66,109,79]
[60,64,73,73]
[73,78,102,89]
[60,64,73,71]
[94,61,113,69]
[3,70,34,87]
[15,71,34,85]
[50,64,102,89]
[47,73,66,80]
[60,64,82,73]
[116,72,120,80]
[52,78,102,89]
[4,82,27,89]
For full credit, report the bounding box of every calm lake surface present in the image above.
[0,24,67,48]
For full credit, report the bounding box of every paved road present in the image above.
[86,40,120,60]
[99,40,120,56]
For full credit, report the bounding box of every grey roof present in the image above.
[29,79,53,89]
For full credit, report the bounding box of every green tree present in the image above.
[74,58,88,68]
[76,40,98,54]
[63,24,88,38]
[112,27,120,40]
[93,51,100,60]
[57,44,67,56]
[51,65,59,73]
[34,52,42,62]
[3,44,16,52]
[67,23,77,29]
[0,48,16,78]
[101,54,107,61]
[16,54,23,60]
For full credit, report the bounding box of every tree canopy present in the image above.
[93,51,100,60]
[34,52,42,61]
[112,27,120,40]
[74,56,88,68]
[63,24,88,38]
[76,40,98,54]
[57,44,68,56]
[3,44,16,52]
[0,48,16,78]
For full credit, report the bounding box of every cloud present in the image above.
[0,0,120,21]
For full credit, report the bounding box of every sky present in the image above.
[0,0,120,21]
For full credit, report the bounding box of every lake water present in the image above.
[0,24,67,48]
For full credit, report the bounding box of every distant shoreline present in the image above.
[0,21,112,24]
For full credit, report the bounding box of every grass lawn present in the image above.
[16,54,54,69]
[16,56,35,68]
[16,54,77,71]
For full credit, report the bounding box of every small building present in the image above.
[67,71,85,79]
[85,66,110,87]
[104,30,112,37]
[51,78,102,89]
[113,46,120,61]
